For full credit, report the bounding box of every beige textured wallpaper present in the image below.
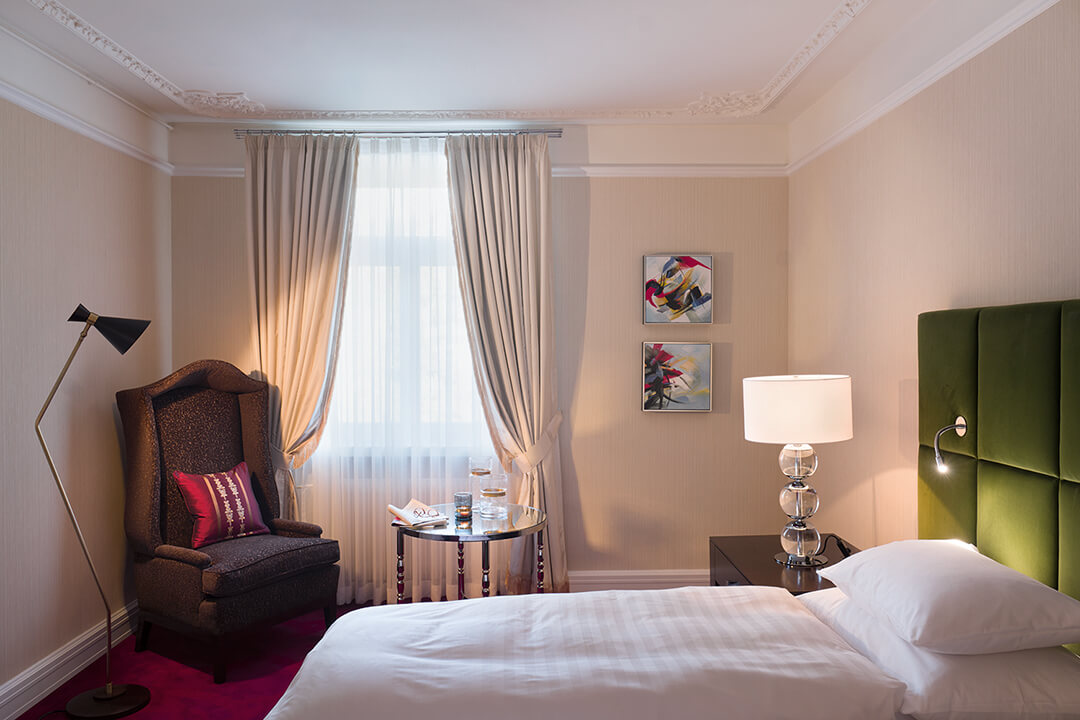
[553,177,789,571]
[171,177,256,370]
[788,1,1080,549]
[0,99,172,684]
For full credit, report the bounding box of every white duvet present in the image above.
[265,586,905,720]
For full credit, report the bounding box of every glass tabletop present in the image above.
[396,503,546,542]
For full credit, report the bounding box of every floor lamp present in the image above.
[34,304,152,719]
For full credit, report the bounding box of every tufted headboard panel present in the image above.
[918,299,1080,600]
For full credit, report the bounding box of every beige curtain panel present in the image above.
[445,133,569,593]
[245,133,359,517]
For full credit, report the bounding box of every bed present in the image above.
[266,299,1080,720]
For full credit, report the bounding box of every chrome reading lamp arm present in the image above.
[934,416,968,472]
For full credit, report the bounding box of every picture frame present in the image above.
[643,254,713,324]
[642,342,712,412]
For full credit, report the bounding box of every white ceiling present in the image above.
[0,0,1020,125]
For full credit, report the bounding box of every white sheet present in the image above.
[266,586,905,720]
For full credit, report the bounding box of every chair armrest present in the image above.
[154,544,211,568]
[269,518,324,538]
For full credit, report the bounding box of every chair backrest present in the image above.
[117,360,278,555]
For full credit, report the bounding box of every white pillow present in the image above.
[800,587,1080,720]
[817,539,1080,653]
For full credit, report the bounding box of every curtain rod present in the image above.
[233,128,562,140]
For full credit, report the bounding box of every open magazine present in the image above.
[388,498,449,528]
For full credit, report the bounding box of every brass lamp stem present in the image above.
[34,318,117,696]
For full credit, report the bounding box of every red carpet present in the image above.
[17,608,351,720]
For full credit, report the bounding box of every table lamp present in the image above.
[742,374,852,568]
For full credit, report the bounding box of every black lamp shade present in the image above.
[68,304,150,354]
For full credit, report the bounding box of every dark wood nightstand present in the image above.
[709,534,857,595]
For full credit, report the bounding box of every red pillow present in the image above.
[171,461,270,548]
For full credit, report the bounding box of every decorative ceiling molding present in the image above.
[29,0,871,121]
[687,0,873,118]
[254,107,679,122]
[27,0,265,117]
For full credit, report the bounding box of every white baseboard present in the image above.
[0,601,138,720]
[569,569,709,593]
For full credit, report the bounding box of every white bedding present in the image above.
[265,586,906,720]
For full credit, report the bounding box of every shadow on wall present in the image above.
[552,177,593,568]
[898,377,918,463]
[712,252,734,326]
[713,342,733,414]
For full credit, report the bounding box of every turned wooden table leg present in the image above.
[482,540,490,597]
[537,529,545,593]
[458,540,466,601]
[397,529,406,604]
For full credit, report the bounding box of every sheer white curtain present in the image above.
[295,137,494,605]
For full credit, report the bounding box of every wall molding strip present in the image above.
[173,164,790,179]
[0,79,173,175]
[0,601,138,720]
[557,164,789,179]
[568,569,710,593]
[171,165,244,178]
[788,0,1060,173]
[0,22,168,128]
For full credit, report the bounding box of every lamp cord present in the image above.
[817,533,853,559]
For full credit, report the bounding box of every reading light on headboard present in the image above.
[934,416,968,473]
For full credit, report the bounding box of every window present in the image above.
[321,138,488,453]
[298,137,493,604]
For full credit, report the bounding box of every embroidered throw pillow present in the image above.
[172,461,270,548]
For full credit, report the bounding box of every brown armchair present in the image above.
[116,359,339,683]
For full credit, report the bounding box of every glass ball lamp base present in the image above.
[775,443,826,568]
[775,519,825,567]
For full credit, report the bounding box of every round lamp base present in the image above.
[775,552,828,568]
[66,684,150,719]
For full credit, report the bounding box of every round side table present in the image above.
[395,503,546,602]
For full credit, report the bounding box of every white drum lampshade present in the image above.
[743,375,853,444]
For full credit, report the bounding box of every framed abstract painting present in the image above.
[643,254,713,323]
[642,342,712,412]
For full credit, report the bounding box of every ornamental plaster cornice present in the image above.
[28,0,871,121]
[27,0,266,118]
[688,0,872,117]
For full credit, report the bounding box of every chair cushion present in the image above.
[172,461,270,548]
[199,534,340,598]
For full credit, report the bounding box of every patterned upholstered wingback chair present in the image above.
[116,359,339,683]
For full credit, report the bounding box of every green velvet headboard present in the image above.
[918,299,1080,602]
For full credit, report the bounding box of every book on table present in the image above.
[388,498,449,528]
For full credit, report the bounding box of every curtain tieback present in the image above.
[513,411,563,475]
[269,441,299,519]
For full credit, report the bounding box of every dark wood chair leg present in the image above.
[134,619,151,652]
[212,636,228,684]
[323,603,337,630]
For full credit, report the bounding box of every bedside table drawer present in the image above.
[709,542,749,587]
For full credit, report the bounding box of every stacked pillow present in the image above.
[800,539,1080,720]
